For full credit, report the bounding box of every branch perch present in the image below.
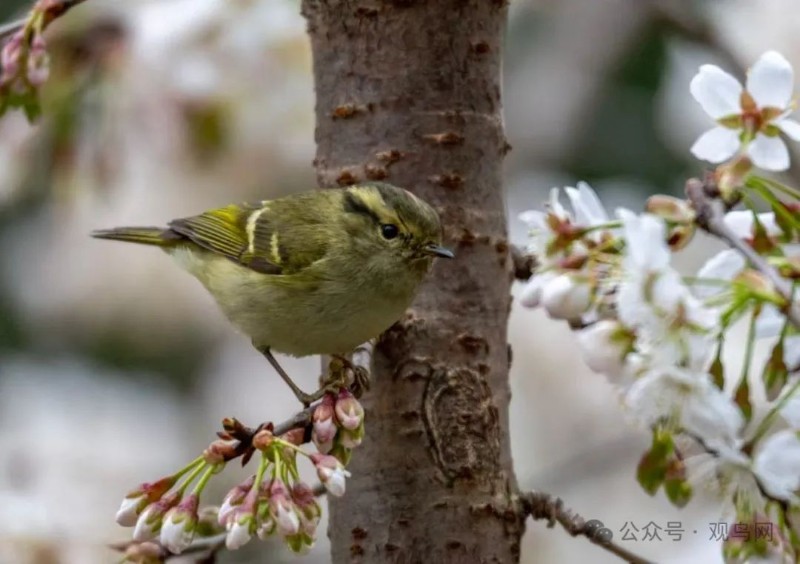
[520,491,654,564]
[686,178,800,329]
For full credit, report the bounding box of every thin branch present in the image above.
[520,491,654,564]
[0,0,89,41]
[685,178,800,329]
[511,244,537,281]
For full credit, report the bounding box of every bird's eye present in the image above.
[381,224,399,240]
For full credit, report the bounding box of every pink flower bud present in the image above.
[311,453,351,497]
[159,494,199,554]
[334,390,364,431]
[1,35,22,80]
[225,516,254,550]
[116,476,176,527]
[313,394,337,441]
[218,474,255,527]
[339,424,364,449]
[291,482,321,536]
[133,491,181,541]
[224,488,258,550]
[269,480,300,537]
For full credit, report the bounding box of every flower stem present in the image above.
[192,464,219,496]
[751,175,800,201]
[740,309,758,388]
[177,461,208,496]
[253,450,269,491]
[172,455,205,481]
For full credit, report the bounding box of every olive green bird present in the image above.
[92,182,453,404]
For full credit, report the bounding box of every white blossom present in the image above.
[575,320,631,377]
[519,271,556,308]
[724,211,782,240]
[690,51,800,171]
[625,365,743,449]
[540,273,592,320]
[615,209,719,368]
[753,430,800,501]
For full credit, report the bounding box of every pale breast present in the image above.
[168,246,416,356]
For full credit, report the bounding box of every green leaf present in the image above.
[735,375,753,423]
[764,339,788,401]
[710,344,725,389]
[664,476,692,508]
[636,427,673,495]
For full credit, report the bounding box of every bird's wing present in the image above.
[167,203,282,274]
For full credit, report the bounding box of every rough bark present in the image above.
[301,1,521,562]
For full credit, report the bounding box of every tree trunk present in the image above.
[301,1,522,562]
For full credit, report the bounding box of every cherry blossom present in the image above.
[690,51,800,171]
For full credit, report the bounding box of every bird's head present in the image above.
[340,182,453,275]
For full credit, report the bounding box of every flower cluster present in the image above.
[0,0,60,120]
[520,50,800,562]
[311,389,365,457]
[115,388,365,559]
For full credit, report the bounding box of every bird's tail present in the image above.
[91,226,182,247]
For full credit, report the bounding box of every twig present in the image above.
[686,178,800,329]
[511,244,537,281]
[519,491,654,564]
[0,0,89,41]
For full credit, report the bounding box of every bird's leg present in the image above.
[256,345,323,407]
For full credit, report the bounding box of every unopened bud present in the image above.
[646,195,695,224]
[334,390,364,431]
[541,273,592,320]
[252,428,274,451]
[203,440,235,464]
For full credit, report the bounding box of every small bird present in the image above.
[92,182,453,404]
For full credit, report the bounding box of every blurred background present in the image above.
[0,0,797,562]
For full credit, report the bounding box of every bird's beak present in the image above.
[422,243,455,259]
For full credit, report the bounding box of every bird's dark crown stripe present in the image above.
[343,191,380,223]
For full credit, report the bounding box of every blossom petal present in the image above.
[753,429,800,501]
[616,209,670,271]
[776,118,800,141]
[518,210,547,229]
[690,127,740,163]
[690,64,743,119]
[747,51,795,109]
[694,250,745,298]
[723,210,781,240]
[781,382,800,428]
[565,181,608,227]
[748,133,790,171]
[785,335,800,370]
[519,272,556,308]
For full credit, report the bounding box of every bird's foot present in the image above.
[329,354,370,398]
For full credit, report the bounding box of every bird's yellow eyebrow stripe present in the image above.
[346,186,401,225]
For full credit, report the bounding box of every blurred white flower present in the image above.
[625,366,743,450]
[724,210,782,239]
[694,249,746,298]
[616,210,719,368]
[519,271,556,308]
[752,430,800,501]
[540,273,592,320]
[575,320,632,377]
[690,51,800,171]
